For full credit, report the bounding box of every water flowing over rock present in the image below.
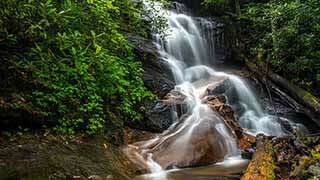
[134,106,232,169]
[125,1,303,177]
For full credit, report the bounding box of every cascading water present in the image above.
[126,1,293,179]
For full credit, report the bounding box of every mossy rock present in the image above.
[242,140,276,180]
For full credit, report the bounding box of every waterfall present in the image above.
[152,2,241,156]
[129,1,290,178]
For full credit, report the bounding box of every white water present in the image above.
[138,1,288,177]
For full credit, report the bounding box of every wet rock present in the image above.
[206,95,256,149]
[151,113,230,169]
[207,78,233,96]
[143,101,175,132]
[126,34,175,98]
[205,77,238,105]
[163,90,187,105]
[125,34,176,132]
[206,95,242,135]
[125,108,233,171]
[143,67,175,98]
[128,101,175,133]
[163,90,189,117]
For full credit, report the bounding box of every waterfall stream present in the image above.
[126,2,297,179]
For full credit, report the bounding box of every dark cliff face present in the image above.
[173,0,203,12]
[172,0,231,17]
[171,0,206,16]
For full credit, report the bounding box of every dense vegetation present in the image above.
[0,0,318,134]
[241,0,320,94]
[203,0,320,95]
[0,0,153,135]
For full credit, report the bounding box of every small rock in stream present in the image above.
[241,148,255,160]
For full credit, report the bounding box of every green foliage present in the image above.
[202,0,226,6]
[0,0,153,135]
[241,0,320,93]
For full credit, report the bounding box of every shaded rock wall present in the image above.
[126,34,176,132]
[127,34,175,98]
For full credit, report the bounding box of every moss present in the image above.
[294,86,320,109]
[242,141,276,180]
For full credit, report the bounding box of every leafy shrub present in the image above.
[0,0,153,135]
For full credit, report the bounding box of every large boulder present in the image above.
[206,78,233,96]
[143,101,175,132]
[205,95,255,150]
[152,115,229,169]
[204,76,239,106]
[125,108,231,171]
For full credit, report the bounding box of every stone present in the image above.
[147,113,230,169]
[128,100,175,133]
[206,95,256,150]
[126,34,175,98]
[206,78,233,96]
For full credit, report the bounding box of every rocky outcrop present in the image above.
[125,34,176,133]
[127,34,175,98]
[128,100,175,133]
